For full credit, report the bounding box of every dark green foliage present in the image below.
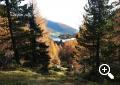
[76,0,119,75]
[0,4,6,17]
[4,0,20,64]
[23,4,50,72]
[0,0,51,73]
[0,0,31,65]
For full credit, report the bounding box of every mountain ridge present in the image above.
[46,20,78,35]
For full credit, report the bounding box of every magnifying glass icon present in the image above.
[99,64,114,79]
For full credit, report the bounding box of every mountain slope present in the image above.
[46,20,78,36]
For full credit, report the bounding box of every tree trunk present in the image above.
[30,30,36,65]
[5,0,20,64]
[95,33,100,74]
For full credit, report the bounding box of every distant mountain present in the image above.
[46,20,78,39]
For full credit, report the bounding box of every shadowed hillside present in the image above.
[46,20,78,39]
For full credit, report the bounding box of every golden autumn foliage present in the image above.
[35,17,61,66]
[0,15,61,67]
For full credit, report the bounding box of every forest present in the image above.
[0,0,120,85]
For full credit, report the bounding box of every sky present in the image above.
[25,0,119,30]
[36,0,87,29]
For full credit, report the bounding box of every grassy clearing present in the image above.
[0,68,74,85]
[1,67,119,85]
[0,68,90,85]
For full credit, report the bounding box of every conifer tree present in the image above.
[28,3,50,72]
[77,0,117,74]
[4,0,20,64]
[0,0,31,64]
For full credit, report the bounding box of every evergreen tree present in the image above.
[28,3,50,72]
[4,0,20,64]
[77,0,117,74]
[0,0,31,64]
